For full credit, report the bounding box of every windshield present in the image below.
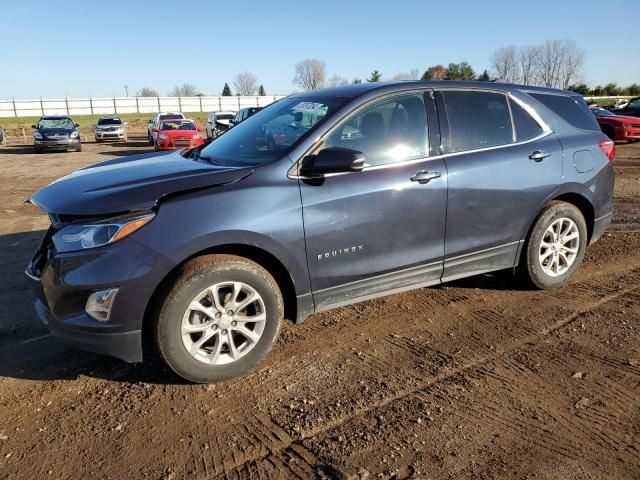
[217,114,234,120]
[97,118,123,125]
[38,118,75,129]
[591,108,614,117]
[199,97,348,166]
[159,114,183,121]
[160,120,196,130]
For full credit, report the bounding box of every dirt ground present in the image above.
[0,135,639,480]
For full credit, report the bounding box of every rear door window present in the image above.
[509,98,543,141]
[441,91,514,153]
[528,93,600,132]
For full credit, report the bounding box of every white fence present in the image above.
[0,95,285,118]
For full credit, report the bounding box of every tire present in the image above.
[520,201,587,289]
[148,132,154,145]
[95,137,103,143]
[601,125,615,141]
[153,254,283,383]
[75,143,82,152]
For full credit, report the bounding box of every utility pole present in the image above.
[124,85,129,97]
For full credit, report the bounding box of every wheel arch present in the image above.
[141,243,300,355]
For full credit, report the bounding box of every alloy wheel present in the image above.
[181,281,266,365]
[538,217,580,277]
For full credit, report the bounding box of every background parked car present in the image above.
[153,118,204,151]
[147,112,185,144]
[32,116,82,153]
[232,107,263,126]
[0,126,6,145]
[590,107,640,142]
[610,97,640,117]
[205,111,236,140]
[94,116,128,143]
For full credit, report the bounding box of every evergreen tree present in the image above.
[352,78,363,84]
[477,70,491,82]
[258,85,266,96]
[367,70,382,82]
[221,83,232,96]
[446,62,476,80]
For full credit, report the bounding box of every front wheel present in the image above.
[153,255,283,383]
[75,143,82,152]
[148,132,154,145]
[520,202,587,289]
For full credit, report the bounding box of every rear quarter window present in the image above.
[509,98,543,141]
[528,93,600,132]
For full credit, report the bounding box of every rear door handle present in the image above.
[529,150,551,162]
[410,171,441,184]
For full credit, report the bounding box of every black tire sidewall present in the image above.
[155,257,283,383]
[525,203,587,289]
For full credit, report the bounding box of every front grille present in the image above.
[631,124,640,129]
[46,133,67,139]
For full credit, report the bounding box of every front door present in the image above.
[298,92,448,310]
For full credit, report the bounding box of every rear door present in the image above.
[436,89,563,281]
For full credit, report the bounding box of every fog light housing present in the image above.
[85,288,118,322]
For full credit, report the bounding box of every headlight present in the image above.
[192,134,199,139]
[623,124,632,128]
[70,131,79,138]
[33,132,43,140]
[52,212,155,252]
[158,133,168,140]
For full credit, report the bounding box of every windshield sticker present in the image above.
[292,102,325,113]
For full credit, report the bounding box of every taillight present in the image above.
[599,138,615,161]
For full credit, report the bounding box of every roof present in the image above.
[290,81,574,100]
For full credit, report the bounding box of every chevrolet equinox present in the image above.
[26,81,615,382]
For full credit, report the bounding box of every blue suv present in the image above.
[26,81,614,382]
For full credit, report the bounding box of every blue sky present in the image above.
[2,0,638,98]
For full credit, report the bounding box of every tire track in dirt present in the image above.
[214,268,640,478]
[1,239,639,479]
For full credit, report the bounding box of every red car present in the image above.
[590,107,640,142]
[153,119,204,151]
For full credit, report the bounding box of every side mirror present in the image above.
[300,147,365,177]
[197,127,204,131]
[31,124,37,129]
[148,120,153,124]
[123,122,128,126]
[74,123,80,127]
[152,128,158,133]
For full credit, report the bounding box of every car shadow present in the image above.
[0,144,38,155]
[0,229,184,385]
[0,229,527,385]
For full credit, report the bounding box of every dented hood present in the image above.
[31,150,253,216]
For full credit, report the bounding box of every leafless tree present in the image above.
[536,39,584,89]
[169,83,199,97]
[518,46,539,85]
[328,74,349,87]
[390,68,421,81]
[136,87,159,97]
[491,46,520,83]
[293,59,326,91]
[234,71,259,96]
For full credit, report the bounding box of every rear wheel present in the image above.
[153,255,283,383]
[520,202,587,289]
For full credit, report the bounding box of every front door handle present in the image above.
[410,171,441,184]
[529,150,551,162]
